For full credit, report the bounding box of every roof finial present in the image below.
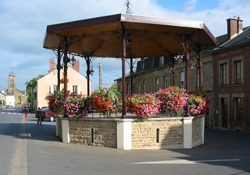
[125,0,132,14]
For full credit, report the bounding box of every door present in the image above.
[221,98,228,128]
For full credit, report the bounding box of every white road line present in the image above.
[9,117,27,175]
[0,112,23,115]
[131,159,241,165]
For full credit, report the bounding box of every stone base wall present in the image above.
[131,119,183,149]
[192,117,202,142]
[69,119,117,148]
[56,115,205,150]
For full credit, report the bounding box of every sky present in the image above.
[0,0,250,92]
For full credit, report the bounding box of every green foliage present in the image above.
[52,90,64,101]
[91,86,122,117]
[25,74,44,104]
[109,83,121,100]
[0,99,5,106]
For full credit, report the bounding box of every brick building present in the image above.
[116,17,250,132]
[213,17,250,131]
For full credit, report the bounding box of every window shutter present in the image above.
[70,85,73,93]
[77,85,81,94]
[50,85,54,93]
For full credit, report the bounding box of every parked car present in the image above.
[36,107,56,122]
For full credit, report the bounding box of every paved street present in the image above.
[1,107,250,175]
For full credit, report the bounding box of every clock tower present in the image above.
[8,71,16,95]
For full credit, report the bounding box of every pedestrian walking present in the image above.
[37,107,42,126]
[24,108,28,119]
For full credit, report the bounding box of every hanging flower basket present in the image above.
[64,92,91,117]
[126,93,160,118]
[155,86,188,116]
[90,86,122,117]
[60,78,69,83]
[188,94,207,115]
[188,90,210,115]
[47,90,64,115]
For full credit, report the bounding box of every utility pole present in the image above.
[99,63,102,88]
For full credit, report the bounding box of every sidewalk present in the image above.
[205,128,250,140]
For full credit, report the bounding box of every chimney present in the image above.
[73,60,80,72]
[49,59,55,72]
[227,17,243,39]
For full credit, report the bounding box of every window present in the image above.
[220,63,228,85]
[164,77,168,89]
[155,78,159,92]
[160,56,164,66]
[143,80,147,92]
[72,85,78,92]
[141,60,145,71]
[49,85,57,93]
[127,82,130,95]
[54,85,57,91]
[180,71,185,88]
[234,98,243,121]
[197,68,203,89]
[234,60,243,84]
[138,82,141,93]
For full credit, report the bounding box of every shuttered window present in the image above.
[234,60,243,84]
[155,78,159,92]
[220,63,228,85]
[144,80,147,92]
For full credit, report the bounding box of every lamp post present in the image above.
[63,38,68,103]
[56,48,62,91]
[70,55,76,67]
[169,55,176,86]
[85,56,94,96]
[127,37,133,96]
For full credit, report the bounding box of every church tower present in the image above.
[8,71,16,95]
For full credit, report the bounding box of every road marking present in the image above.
[131,159,241,165]
[0,112,23,115]
[9,117,27,175]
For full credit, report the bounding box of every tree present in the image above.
[0,99,6,106]
[110,83,119,91]
[25,75,44,105]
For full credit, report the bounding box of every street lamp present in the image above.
[85,56,94,96]
[126,35,133,95]
[89,65,94,76]
[68,55,76,66]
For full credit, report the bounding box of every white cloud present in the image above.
[0,0,250,91]
[182,0,197,13]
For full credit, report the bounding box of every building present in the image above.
[212,17,250,131]
[33,59,91,111]
[5,91,15,107]
[5,71,27,106]
[116,17,250,132]
[0,91,6,103]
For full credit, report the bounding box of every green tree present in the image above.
[0,99,6,106]
[110,83,119,91]
[25,75,44,105]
